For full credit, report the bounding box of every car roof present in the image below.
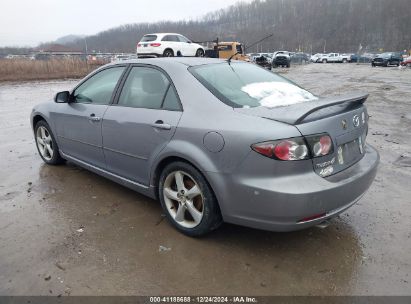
[108,57,228,68]
[143,33,184,37]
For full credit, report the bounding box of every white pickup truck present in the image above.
[320,53,351,63]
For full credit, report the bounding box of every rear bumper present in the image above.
[273,58,290,65]
[207,145,379,232]
[136,52,161,58]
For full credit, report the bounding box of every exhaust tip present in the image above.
[316,220,331,229]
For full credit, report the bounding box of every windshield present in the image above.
[189,63,318,108]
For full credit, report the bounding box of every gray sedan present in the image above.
[31,58,379,236]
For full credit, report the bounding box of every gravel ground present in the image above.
[0,63,410,296]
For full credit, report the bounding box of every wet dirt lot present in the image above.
[0,64,410,296]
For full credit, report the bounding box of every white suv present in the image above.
[137,33,205,58]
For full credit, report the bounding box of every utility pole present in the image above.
[84,38,89,68]
[84,38,88,56]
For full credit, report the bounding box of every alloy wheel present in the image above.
[163,170,204,228]
[36,126,54,161]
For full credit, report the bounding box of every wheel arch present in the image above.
[163,48,174,56]
[150,154,224,214]
[32,113,49,131]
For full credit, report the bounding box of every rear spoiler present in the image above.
[235,92,368,125]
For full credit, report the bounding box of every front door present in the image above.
[102,66,182,185]
[53,66,126,168]
[178,35,195,56]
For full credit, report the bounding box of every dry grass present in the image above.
[0,59,102,82]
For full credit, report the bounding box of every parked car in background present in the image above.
[254,54,273,69]
[354,53,379,63]
[137,33,205,58]
[349,54,359,62]
[272,51,291,68]
[310,53,324,63]
[291,52,310,64]
[249,53,273,62]
[320,53,351,63]
[31,58,379,236]
[248,53,260,61]
[400,56,411,67]
[371,52,403,67]
[111,54,138,62]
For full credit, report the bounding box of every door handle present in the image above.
[151,120,171,130]
[88,113,101,122]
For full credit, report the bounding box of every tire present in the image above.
[34,120,65,165]
[286,63,291,68]
[322,59,327,64]
[158,161,222,237]
[163,49,174,57]
[195,49,204,57]
[385,61,389,67]
[407,63,411,68]
[342,58,348,63]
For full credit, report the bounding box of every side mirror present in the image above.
[55,91,71,103]
[187,41,192,44]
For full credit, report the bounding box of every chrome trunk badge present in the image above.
[338,146,344,165]
[353,115,360,127]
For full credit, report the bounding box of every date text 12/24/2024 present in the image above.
[149,296,258,303]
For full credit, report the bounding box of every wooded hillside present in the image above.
[65,0,411,54]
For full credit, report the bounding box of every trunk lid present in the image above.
[234,92,369,176]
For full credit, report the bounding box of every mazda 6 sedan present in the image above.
[31,58,379,236]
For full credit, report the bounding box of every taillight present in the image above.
[306,134,333,157]
[137,44,142,48]
[252,137,309,161]
[252,134,334,161]
[150,43,161,47]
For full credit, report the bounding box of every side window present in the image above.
[163,35,179,42]
[171,35,180,42]
[74,67,125,105]
[178,35,190,43]
[163,87,181,111]
[118,67,180,110]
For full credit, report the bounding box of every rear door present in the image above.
[53,66,126,169]
[102,65,183,185]
[162,35,182,56]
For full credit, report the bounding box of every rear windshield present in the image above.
[141,35,157,42]
[189,62,317,108]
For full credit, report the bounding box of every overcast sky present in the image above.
[0,0,248,47]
